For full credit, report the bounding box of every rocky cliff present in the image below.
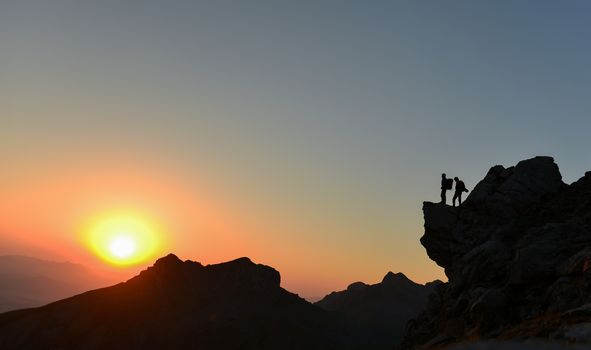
[400,156,591,349]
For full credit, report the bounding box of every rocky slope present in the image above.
[0,254,362,350]
[316,272,441,348]
[400,156,591,349]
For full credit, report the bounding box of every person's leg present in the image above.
[452,193,457,207]
[458,193,462,206]
[441,189,446,204]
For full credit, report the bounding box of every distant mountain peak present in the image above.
[136,254,280,293]
[153,253,183,267]
[214,256,254,267]
[381,271,411,285]
[346,281,368,291]
[316,270,439,345]
[230,256,252,263]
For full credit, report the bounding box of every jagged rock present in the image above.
[465,156,564,215]
[420,203,459,269]
[510,223,589,284]
[469,288,507,330]
[444,317,466,338]
[400,156,591,349]
[563,323,591,343]
[559,248,591,276]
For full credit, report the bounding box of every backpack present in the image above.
[458,180,468,192]
[444,178,453,190]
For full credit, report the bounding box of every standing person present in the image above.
[441,173,453,204]
[453,177,469,207]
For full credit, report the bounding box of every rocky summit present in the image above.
[400,156,591,349]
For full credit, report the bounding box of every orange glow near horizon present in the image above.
[0,159,445,296]
[82,211,166,266]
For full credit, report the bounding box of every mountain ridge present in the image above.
[316,271,441,347]
[0,252,441,349]
[0,253,360,349]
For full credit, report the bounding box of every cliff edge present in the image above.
[401,156,591,349]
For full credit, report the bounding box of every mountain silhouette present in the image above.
[0,255,118,312]
[316,271,441,348]
[8,156,591,349]
[400,156,591,349]
[0,254,365,349]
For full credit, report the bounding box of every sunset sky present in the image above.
[2,1,591,298]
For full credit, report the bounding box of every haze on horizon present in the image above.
[2,0,591,298]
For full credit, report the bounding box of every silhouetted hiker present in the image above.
[453,177,469,207]
[441,173,453,204]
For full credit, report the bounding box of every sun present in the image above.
[84,212,164,266]
[108,235,136,258]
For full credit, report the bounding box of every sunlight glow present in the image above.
[108,235,137,258]
[84,212,165,266]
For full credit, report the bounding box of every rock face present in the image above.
[400,156,591,349]
[0,254,360,350]
[316,272,442,348]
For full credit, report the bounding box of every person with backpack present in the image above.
[453,177,469,207]
[441,173,453,204]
